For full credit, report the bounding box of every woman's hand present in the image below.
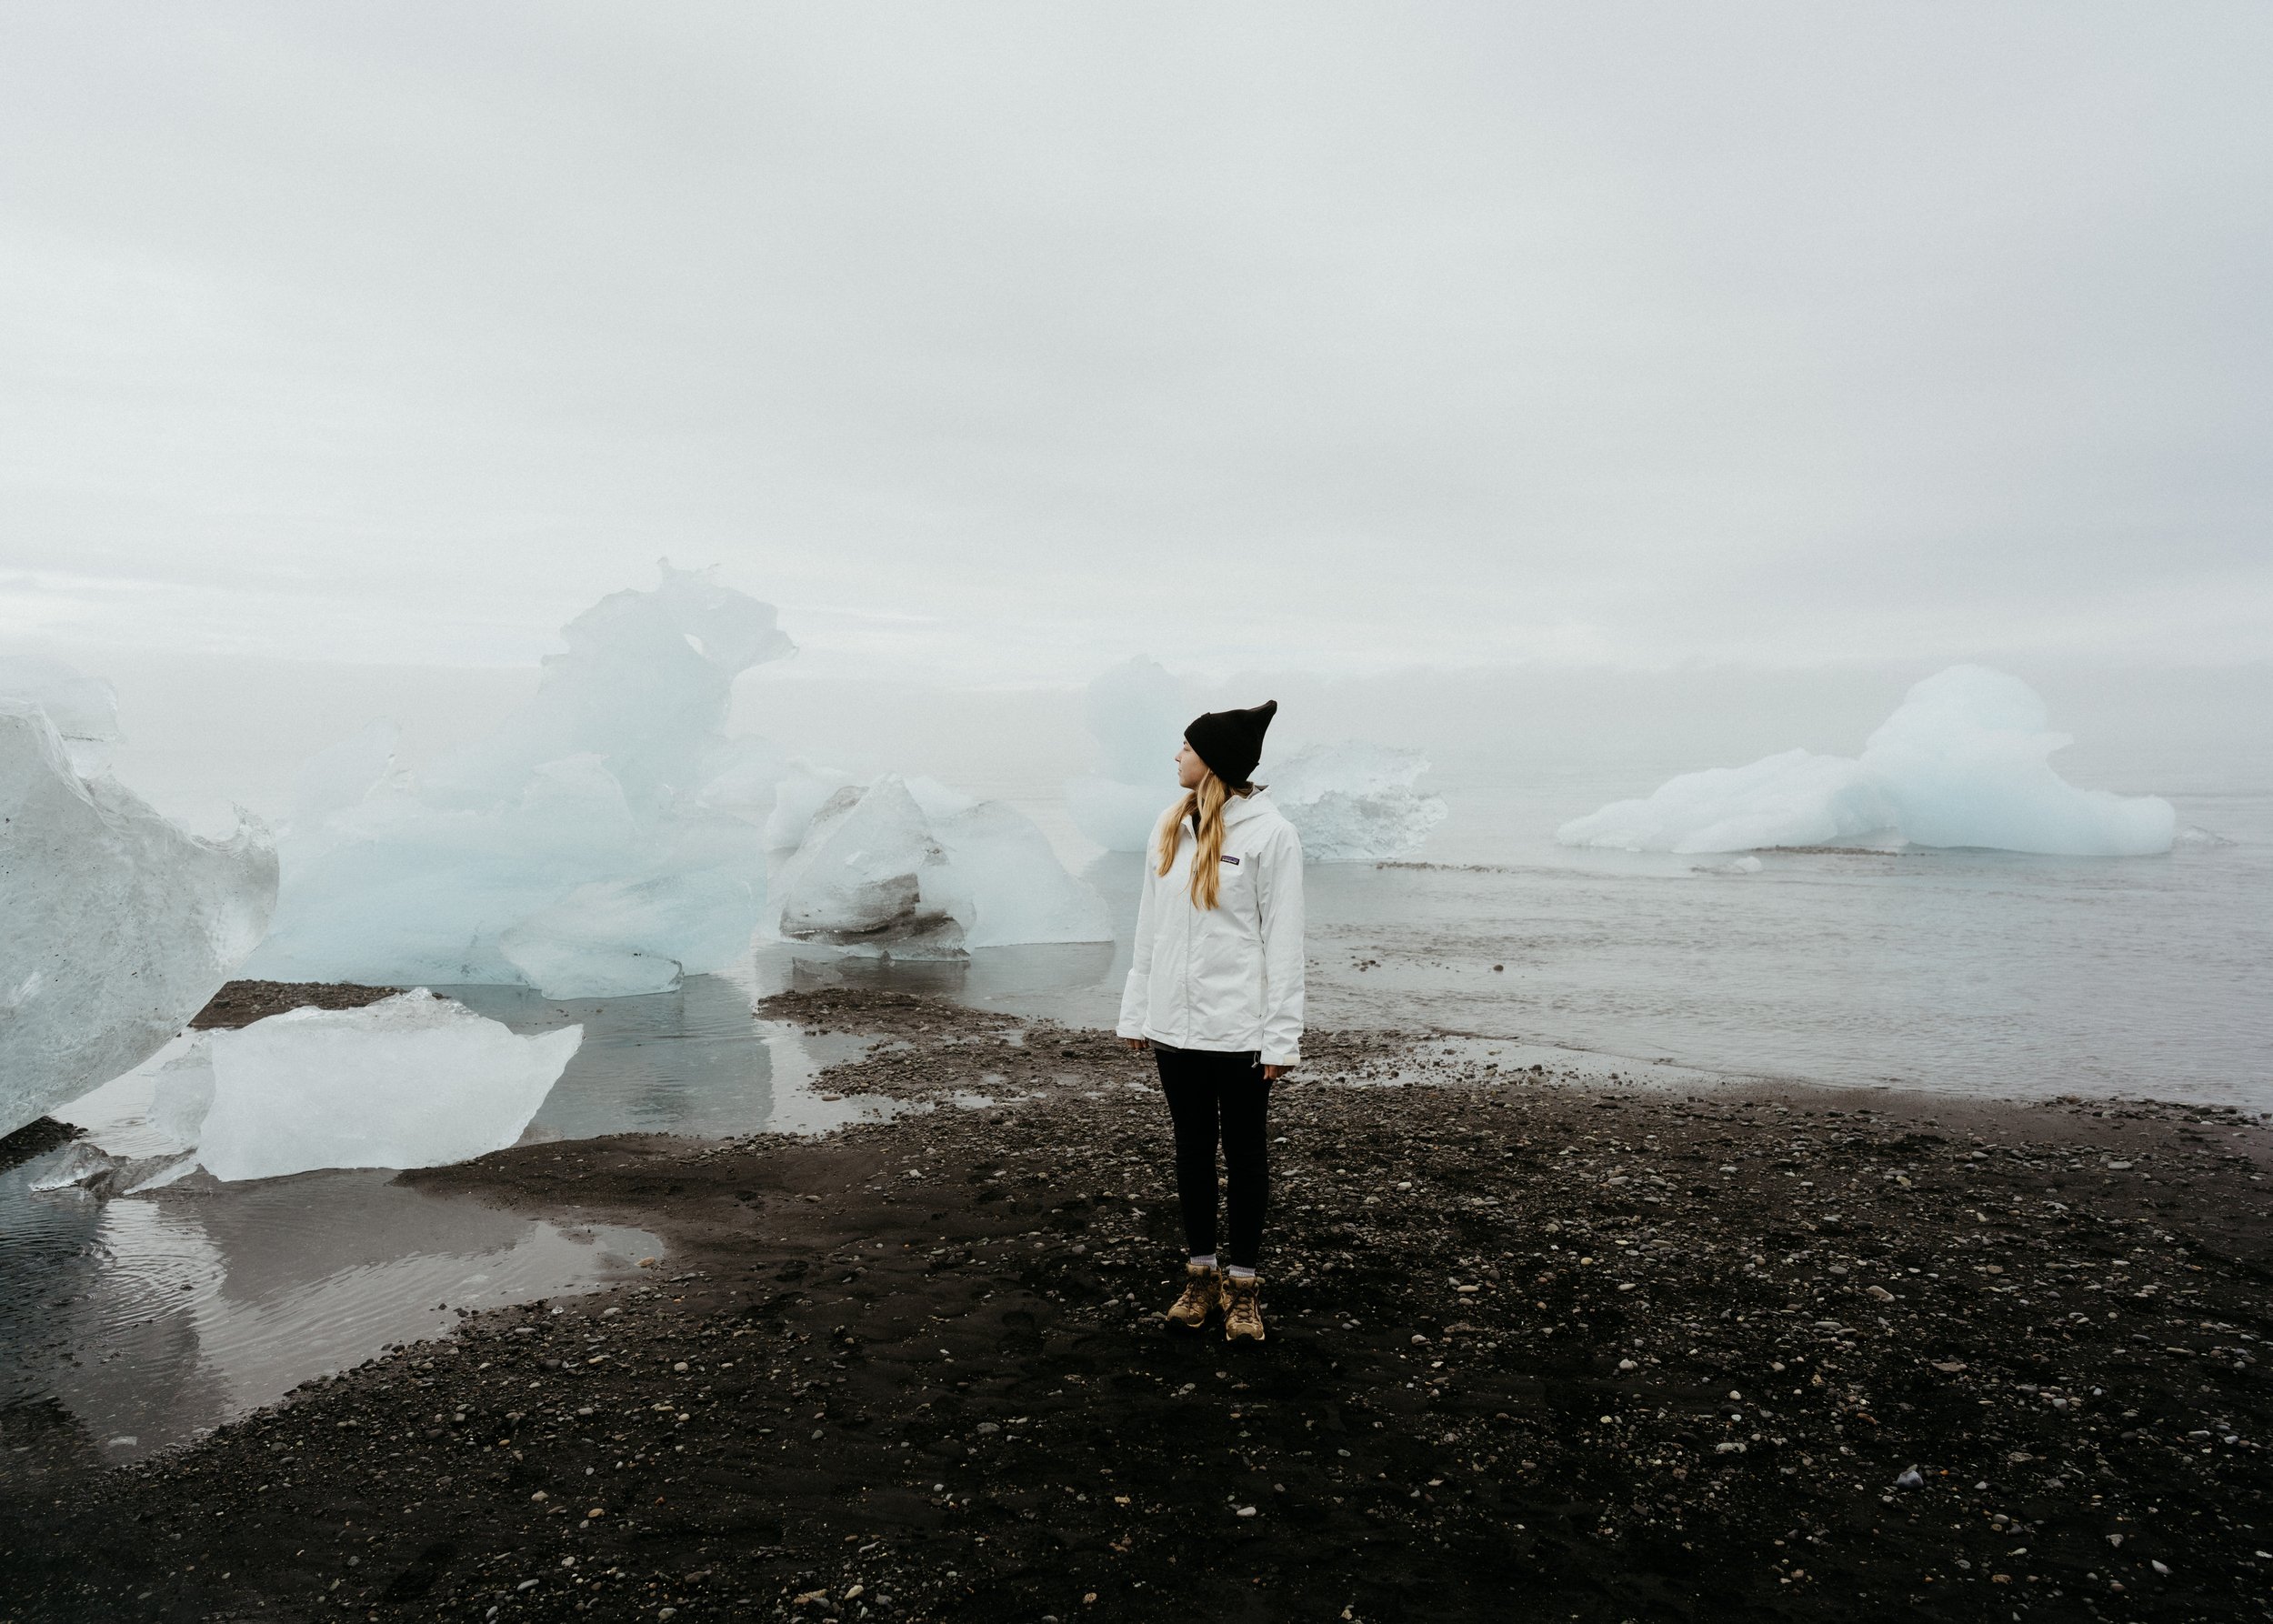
[1124,1037,1149,1051]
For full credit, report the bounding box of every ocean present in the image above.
[817,764,2273,1116]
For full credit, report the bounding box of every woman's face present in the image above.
[1175,739,1207,790]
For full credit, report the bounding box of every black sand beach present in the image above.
[4,986,2268,1622]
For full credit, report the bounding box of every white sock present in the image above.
[1227,1264,1257,1280]
[1189,1253,1217,1270]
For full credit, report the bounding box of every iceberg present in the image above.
[1062,657,1450,862]
[931,797,1116,948]
[761,759,864,852]
[241,564,796,997]
[1066,775,1179,853]
[25,1140,193,1198]
[1858,666,2176,855]
[0,654,120,773]
[1,693,277,1139]
[1064,657,1188,852]
[1558,748,1894,854]
[775,773,1110,954]
[1262,741,1449,862]
[147,1038,217,1147]
[692,734,796,834]
[28,1140,131,1193]
[89,991,579,1183]
[776,774,958,948]
[49,993,578,1183]
[1557,665,2178,857]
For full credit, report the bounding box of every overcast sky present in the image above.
[3,3,2268,683]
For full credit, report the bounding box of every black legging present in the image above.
[1153,1042,1273,1271]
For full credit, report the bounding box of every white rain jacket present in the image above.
[1116,789,1306,1066]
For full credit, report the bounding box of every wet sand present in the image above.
[4,987,2268,1622]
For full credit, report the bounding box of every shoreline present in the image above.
[3,987,2268,1621]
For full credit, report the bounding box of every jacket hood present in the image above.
[1162,787,1284,831]
[1223,789,1281,827]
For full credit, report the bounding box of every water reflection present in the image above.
[442,974,895,1139]
[0,1153,656,1464]
[750,937,1121,1012]
[0,973,896,1469]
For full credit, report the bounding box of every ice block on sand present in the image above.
[192,991,580,1182]
[0,700,276,1138]
[775,776,1109,953]
[775,776,958,948]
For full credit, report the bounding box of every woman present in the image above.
[1116,699,1305,1343]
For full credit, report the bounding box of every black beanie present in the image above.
[1184,699,1277,787]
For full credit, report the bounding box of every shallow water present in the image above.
[0,993,906,1466]
[0,1157,661,1463]
[444,976,893,1140]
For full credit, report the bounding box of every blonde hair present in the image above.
[1155,771,1253,909]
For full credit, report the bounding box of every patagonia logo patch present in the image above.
[1219,854,1241,866]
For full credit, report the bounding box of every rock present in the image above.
[1895,1468,1924,1489]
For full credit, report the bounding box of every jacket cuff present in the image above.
[1261,1049,1300,1068]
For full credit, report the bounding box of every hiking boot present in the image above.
[1164,1261,1222,1330]
[1223,1272,1266,1343]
